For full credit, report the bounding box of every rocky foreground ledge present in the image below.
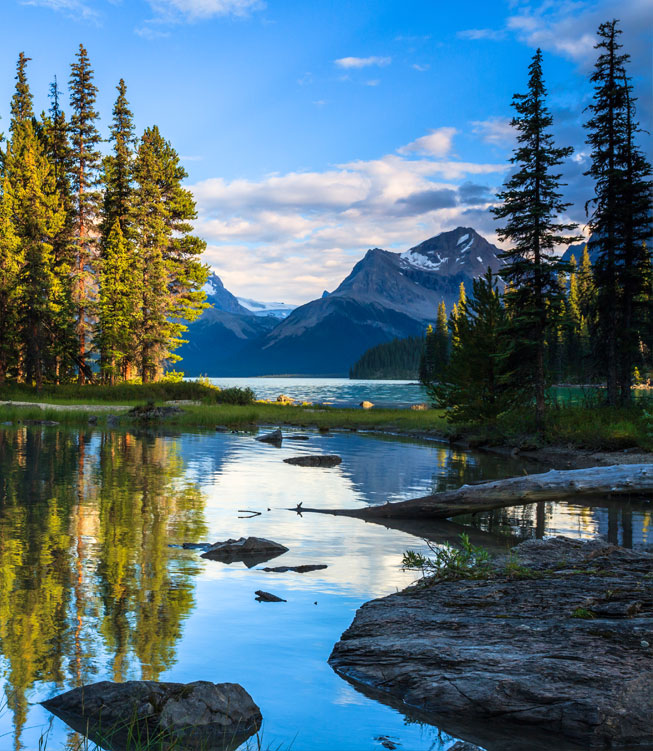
[329,537,653,751]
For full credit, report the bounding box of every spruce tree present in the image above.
[4,54,65,387]
[41,77,77,382]
[584,19,652,403]
[95,221,140,384]
[430,270,514,423]
[133,126,208,382]
[69,43,102,383]
[0,176,22,383]
[492,48,579,430]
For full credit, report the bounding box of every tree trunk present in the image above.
[297,464,653,520]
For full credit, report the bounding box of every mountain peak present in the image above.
[400,226,501,276]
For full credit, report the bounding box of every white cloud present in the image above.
[471,117,515,147]
[334,56,392,69]
[147,0,264,20]
[191,133,507,303]
[412,63,430,72]
[397,127,457,158]
[365,79,380,87]
[20,0,98,21]
[457,28,506,41]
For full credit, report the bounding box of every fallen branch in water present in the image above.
[294,463,653,520]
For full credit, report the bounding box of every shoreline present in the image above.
[0,399,651,470]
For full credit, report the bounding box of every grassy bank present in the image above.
[1,382,652,452]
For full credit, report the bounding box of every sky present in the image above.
[0,0,651,304]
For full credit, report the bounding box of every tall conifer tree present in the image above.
[133,126,207,382]
[69,43,102,383]
[584,20,652,403]
[0,177,22,383]
[492,49,579,430]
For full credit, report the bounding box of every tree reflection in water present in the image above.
[0,427,207,750]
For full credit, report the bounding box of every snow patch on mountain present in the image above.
[456,233,470,246]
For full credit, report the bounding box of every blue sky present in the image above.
[1,0,651,303]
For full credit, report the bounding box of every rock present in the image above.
[276,394,294,404]
[283,455,342,468]
[286,434,310,441]
[261,564,328,573]
[106,415,120,427]
[449,743,486,751]
[410,403,429,411]
[215,425,230,432]
[41,680,262,751]
[375,736,399,750]
[255,590,286,602]
[255,428,282,445]
[87,415,98,425]
[329,537,653,750]
[201,536,288,567]
[318,426,330,433]
[360,400,374,409]
[181,542,212,550]
[128,404,182,421]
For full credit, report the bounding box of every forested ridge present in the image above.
[349,336,424,379]
[0,46,208,387]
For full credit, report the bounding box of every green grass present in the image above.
[1,382,652,453]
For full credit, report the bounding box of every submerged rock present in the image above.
[329,537,653,751]
[287,434,310,441]
[201,536,288,567]
[41,680,262,751]
[261,564,328,573]
[128,404,182,421]
[283,455,342,468]
[254,590,286,602]
[255,428,283,445]
[360,400,374,409]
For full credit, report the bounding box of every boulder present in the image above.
[410,403,429,411]
[286,434,310,441]
[276,394,294,404]
[329,537,653,750]
[201,536,288,567]
[128,404,182,421]
[360,401,374,409]
[255,428,282,445]
[106,415,120,427]
[88,415,98,425]
[41,680,262,751]
[283,455,342,468]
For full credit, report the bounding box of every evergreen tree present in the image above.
[69,43,102,383]
[95,221,140,384]
[430,270,515,423]
[0,177,22,383]
[419,301,450,385]
[584,19,652,404]
[100,79,137,379]
[4,54,65,387]
[133,126,208,382]
[492,49,579,430]
[41,77,77,382]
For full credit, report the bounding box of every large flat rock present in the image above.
[329,537,653,751]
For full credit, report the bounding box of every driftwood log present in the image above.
[298,464,653,520]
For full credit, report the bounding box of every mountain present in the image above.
[236,297,296,319]
[217,227,503,376]
[176,272,278,375]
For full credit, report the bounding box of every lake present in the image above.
[0,425,650,751]
[205,377,428,408]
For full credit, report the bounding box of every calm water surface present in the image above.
[0,426,650,751]
[205,377,428,408]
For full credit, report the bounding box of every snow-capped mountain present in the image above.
[236,297,296,319]
[215,227,504,376]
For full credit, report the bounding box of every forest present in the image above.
[349,336,423,379]
[419,21,651,427]
[0,46,208,388]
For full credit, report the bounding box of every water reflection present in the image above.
[0,428,206,750]
[0,425,649,751]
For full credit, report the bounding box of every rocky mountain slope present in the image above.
[218,227,503,375]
